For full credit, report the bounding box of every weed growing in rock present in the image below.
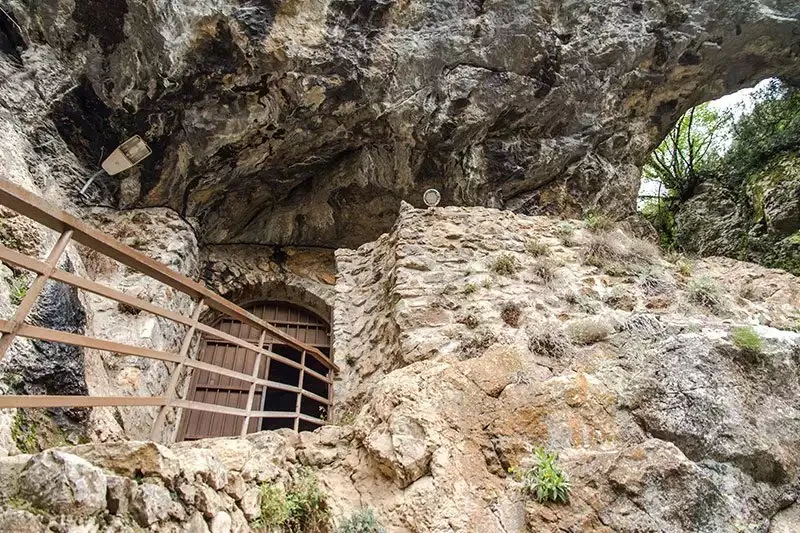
[582,233,626,269]
[554,222,576,243]
[566,318,615,345]
[461,330,496,359]
[637,268,674,296]
[511,448,571,504]
[336,508,386,533]
[532,258,558,285]
[688,277,725,314]
[585,211,614,232]
[255,468,329,532]
[463,283,478,296]
[677,259,693,277]
[501,303,522,327]
[528,329,572,359]
[8,275,28,306]
[481,278,493,289]
[525,239,550,257]
[731,326,764,355]
[491,254,520,276]
[627,238,660,263]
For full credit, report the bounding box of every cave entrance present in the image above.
[177,300,331,440]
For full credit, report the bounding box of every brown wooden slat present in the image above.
[173,399,326,424]
[0,396,167,408]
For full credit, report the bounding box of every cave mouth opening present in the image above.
[637,77,799,252]
[177,300,332,441]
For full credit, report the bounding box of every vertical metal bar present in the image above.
[327,365,334,425]
[240,330,266,437]
[294,350,306,432]
[0,229,73,360]
[149,299,205,441]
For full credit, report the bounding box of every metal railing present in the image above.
[0,179,338,440]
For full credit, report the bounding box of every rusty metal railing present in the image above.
[0,179,338,439]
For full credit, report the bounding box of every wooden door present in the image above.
[177,301,331,441]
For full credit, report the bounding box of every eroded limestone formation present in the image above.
[1,0,799,246]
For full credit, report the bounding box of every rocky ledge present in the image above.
[0,205,798,532]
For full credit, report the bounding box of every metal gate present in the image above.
[177,301,331,440]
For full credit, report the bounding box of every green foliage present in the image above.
[481,278,493,289]
[525,239,550,257]
[8,275,28,306]
[462,283,478,295]
[11,411,38,454]
[254,468,329,532]
[554,222,576,242]
[640,199,677,250]
[491,253,520,276]
[724,80,800,182]
[511,448,571,504]
[585,211,614,232]
[731,326,764,354]
[336,509,386,533]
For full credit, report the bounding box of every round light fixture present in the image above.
[423,188,441,208]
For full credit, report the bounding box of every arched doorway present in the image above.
[177,301,331,440]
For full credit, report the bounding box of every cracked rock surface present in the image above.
[1,0,799,247]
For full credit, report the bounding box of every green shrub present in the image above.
[554,222,576,241]
[731,326,763,354]
[463,283,478,295]
[525,239,550,257]
[481,278,493,289]
[491,254,520,276]
[688,277,725,313]
[336,508,385,533]
[511,448,571,504]
[8,275,28,306]
[10,411,38,454]
[585,211,614,232]
[254,468,329,532]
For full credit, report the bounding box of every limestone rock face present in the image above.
[0,205,797,531]
[675,153,800,275]
[2,0,799,247]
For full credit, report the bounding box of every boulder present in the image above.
[18,450,106,517]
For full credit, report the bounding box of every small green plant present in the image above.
[688,276,725,314]
[501,302,522,327]
[8,275,28,306]
[525,239,550,257]
[731,326,763,355]
[458,314,480,329]
[481,278,493,289]
[585,211,614,232]
[336,508,386,533]
[676,259,693,277]
[554,222,576,241]
[463,283,478,295]
[511,448,571,504]
[491,254,520,276]
[254,468,330,532]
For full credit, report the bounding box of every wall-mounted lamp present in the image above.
[423,188,441,208]
[79,135,152,195]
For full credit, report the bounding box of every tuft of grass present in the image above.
[501,303,522,328]
[481,278,493,289]
[336,508,386,533]
[731,326,763,355]
[525,239,550,257]
[511,448,571,504]
[554,222,576,242]
[463,283,478,296]
[8,275,28,306]
[532,258,558,285]
[677,259,693,277]
[688,277,725,314]
[565,318,615,345]
[637,268,674,296]
[254,468,329,532]
[491,254,520,276]
[582,233,626,269]
[585,211,614,232]
[459,314,480,329]
[528,329,573,359]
